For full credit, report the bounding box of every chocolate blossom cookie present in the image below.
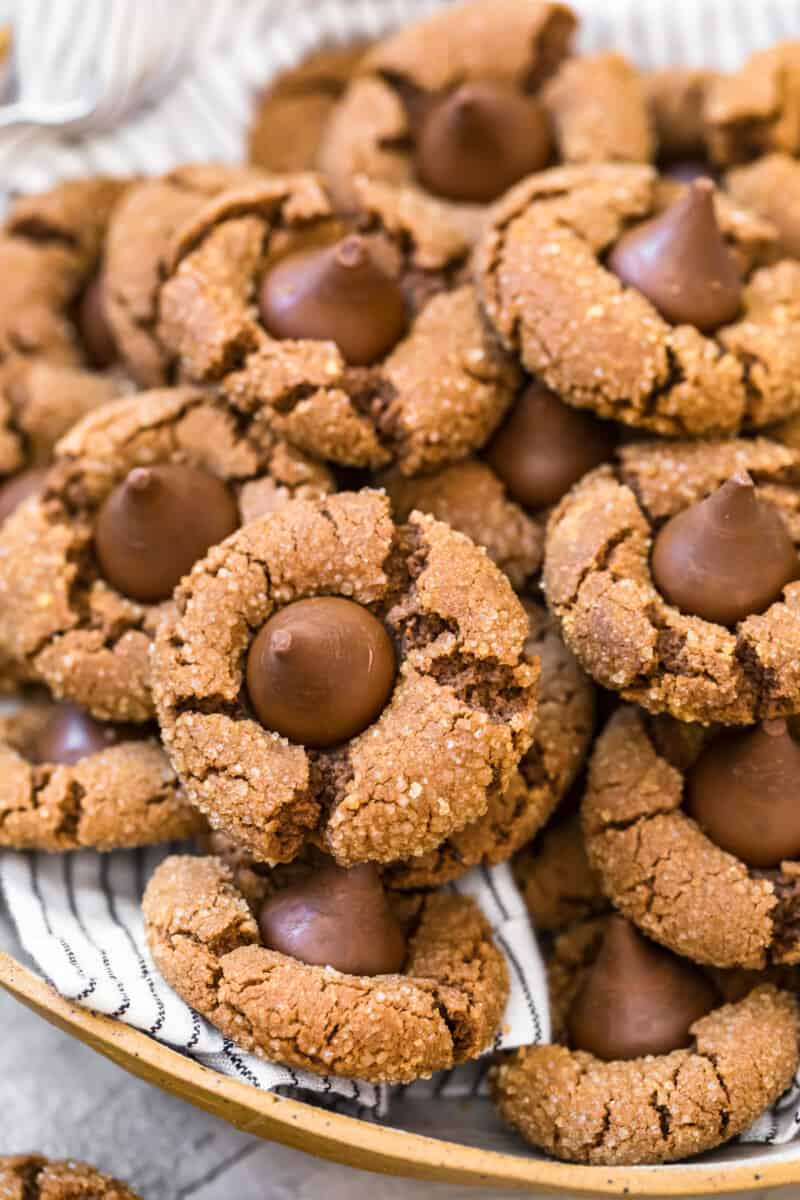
[0,1155,139,1199]
[544,436,800,725]
[491,913,799,1165]
[154,172,518,475]
[152,489,537,867]
[384,380,617,590]
[0,694,201,852]
[583,704,800,970]
[0,387,333,722]
[318,1,654,213]
[475,162,800,436]
[0,176,129,369]
[144,852,508,1084]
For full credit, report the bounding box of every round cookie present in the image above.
[0,387,333,722]
[0,176,129,369]
[154,172,518,476]
[143,853,508,1084]
[152,489,537,867]
[0,694,201,852]
[317,1,655,214]
[103,164,270,386]
[582,703,800,970]
[248,42,370,174]
[543,436,800,725]
[384,601,594,889]
[475,162,800,436]
[491,914,799,1165]
[514,809,606,933]
[384,382,618,591]
[0,1155,139,1199]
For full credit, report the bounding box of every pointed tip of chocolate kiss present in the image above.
[651,474,799,626]
[413,80,552,205]
[126,467,155,494]
[686,719,800,867]
[259,235,407,366]
[608,175,742,332]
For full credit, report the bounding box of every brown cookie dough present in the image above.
[153,489,536,867]
[384,600,593,888]
[248,43,370,173]
[104,164,270,386]
[582,704,800,970]
[543,437,800,724]
[0,1155,138,1199]
[542,52,654,165]
[491,925,799,1165]
[154,173,518,475]
[0,695,202,851]
[143,853,508,1084]
[475,162,800,436]
[514,810,605,933]
[0,387,333,722]
[383,458,544,591]
[0,177,128,368]
[705,41,800,167]
[645,67,717,164]
[726,153,800,259]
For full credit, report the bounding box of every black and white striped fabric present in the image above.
[0,848,548,1113]
[0,0,798,1144]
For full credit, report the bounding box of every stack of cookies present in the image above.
[2,0,800,1173]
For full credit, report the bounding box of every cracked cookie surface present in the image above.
[154,172,518,475]
[104,164,270,386]
[153,489,537,867]
[0,697,202,851]
[491,948,798,1165]
[583,704,800,969]
[384,600,593,888]
[384,458,544,591]
[0,387,333,722]
[475,162,800,436]
[543,437,800,724]
[143,853,508,1084]
[0,1155,138,1199]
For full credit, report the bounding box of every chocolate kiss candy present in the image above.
[259,235,407,366]
[414,81,552,205]
[485,381,617,510]
[608,178,741,332]
[94,464,239,603]
[258,860,406,975]
[246,596,396,748]
[686,719,800,868]
[0,467,48,525]
[651,472,799,626]
[28,702,127,765]
[77,273,117,369]
[567,915,718,1061]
